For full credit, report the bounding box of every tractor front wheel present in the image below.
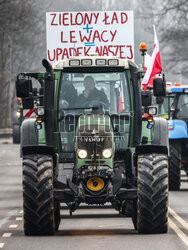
[136,153,168,234]
[23,154,56,235]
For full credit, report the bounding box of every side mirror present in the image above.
[153,78,166,97]
[16,79,32,98]
[22,94,34,109]
[141,91,152,107]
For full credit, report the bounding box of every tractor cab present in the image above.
[55,57,133,164]
[170,85,188,123]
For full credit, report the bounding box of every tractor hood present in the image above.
[168,120,188,139]
[76,114,114,168]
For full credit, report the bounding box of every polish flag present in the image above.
[142,25,162,92]
[144,53,151,72]
[119,81,125,112]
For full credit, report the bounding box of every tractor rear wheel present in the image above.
[23,154,55,235]
[136,153,168,234]
[169,143,181,191]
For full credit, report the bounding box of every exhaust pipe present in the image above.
[42,59,53,76]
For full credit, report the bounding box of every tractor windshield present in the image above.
[59,70,130,114]
[58,69,131,154]
[155,97,169,118]
[174,94,188,121]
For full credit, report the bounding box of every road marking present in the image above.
[0,210,18,229]
[169,218,188,247]
[19,210,23,214]
[9,225,18,228]
[169,207,188,230]
[2,233,11,238]
[16,217,22,221]
[0,243,4,248]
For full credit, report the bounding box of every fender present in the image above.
[152,117,169,148]
[138,117,169,155]
[168,120,188,139]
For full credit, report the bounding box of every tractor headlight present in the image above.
[147,106,157,116]
[36,106,45,116]
[102,149,112,159]
[77,149,88,159]
[16,111,21,118]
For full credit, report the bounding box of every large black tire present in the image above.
[13,124,20,144]
[136,154,168,234]
[169,143,181,191]
[23,154,55,235]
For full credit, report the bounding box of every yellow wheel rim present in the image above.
[87,177,104,191]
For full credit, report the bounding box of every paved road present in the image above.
[0,143,188,250]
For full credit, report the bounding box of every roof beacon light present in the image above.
[108,59,119,66]
[139,42,147,52]
[69,60,80,66]
[96,59,106,66]
[175,83,181,87]
[81,59,92,66]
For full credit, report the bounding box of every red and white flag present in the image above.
[119,81,125,112]
[142,25,162,92]
[144,52,151,72]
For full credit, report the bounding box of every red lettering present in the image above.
[69,48,77,56]
[114,45,119,56]
[103,46,109,56]
[121,12,128,24]
[75,12,83,25]
[76,47,82,56]
[95,46,102,56]
[111,12,119,24]
[92,30,101,42]
[50,13,57,25]
[70,31,77,43]
[48,49,55,61]
[93,13,99,24]
[119,45,125,59]
[61,48,69,60]
[103,12,110,25]
[79,30,92,42]
[62,13,69,26]
[59,13,61,25]
[127,45,133,59]
[84,13,93,25]
[84,47,91,56]
[70,13,76,25]
[61,31,68,43]
[101,30,108,42]
[110,30,117,42]
[108,45,115,56]
[56,48,63,60]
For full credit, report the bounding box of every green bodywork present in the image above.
[141,120,155,144]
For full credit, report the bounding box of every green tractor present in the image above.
[16,56,169,235]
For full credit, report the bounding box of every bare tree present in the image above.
[0,0,47,128]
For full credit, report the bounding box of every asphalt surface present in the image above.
[0,141,188,250]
